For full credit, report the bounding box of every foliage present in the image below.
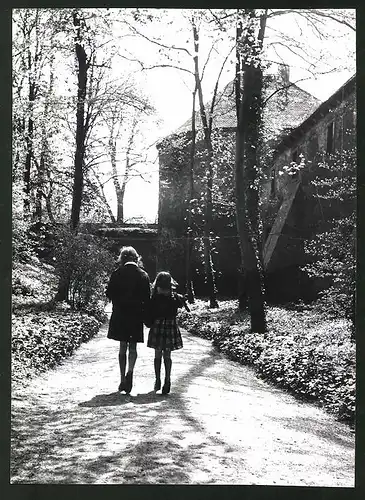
[156,227,186,272]
[12,258,58,305]
[12,8,158,229]
[12,9,74,225]
[302,149,356,322]
[53,225,114,311]
[12,250,106,388]
[12,214,37,264]
[13,203,55,266]
[12,309,101,385]
[178,299,355,424]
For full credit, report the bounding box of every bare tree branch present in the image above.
[209,43,235,132]
[201,40,219,82]
[303,9,355,32]
[122,18,193,57]
[140,63,194,75]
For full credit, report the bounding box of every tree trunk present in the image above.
[117,188,124,222]
[34,55,54,229]
[108,135,122,222]
[185,87,197,304]
[34,153,44,228]
[235,118,266,331]
[24,82,36,216]
[56,10,89,302]
[119,154,132,223]
[70,11,88,231]
[45,193,56,224]
[235,9,267,332]
[111,116,136,224]
[203,153,218,308]
[193,21,218,308]
[98,185,116,223]
[13,116,24,183]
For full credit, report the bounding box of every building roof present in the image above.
[162,73,320,146]
[273,74,356,157]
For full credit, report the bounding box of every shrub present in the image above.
[302,149,356,324]
[12,213,36,264]
[12,309,102,384]
[53,225,114,312]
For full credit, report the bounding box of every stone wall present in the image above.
[262,89,356,208]
[91,224,159,281]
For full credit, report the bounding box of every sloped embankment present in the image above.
[12,257,104,387]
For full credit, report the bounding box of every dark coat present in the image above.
[144,292,189,327]
[106,263,151,342]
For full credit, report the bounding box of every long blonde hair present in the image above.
[116,246,139,266]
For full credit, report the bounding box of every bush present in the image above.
[12,308,102,384]
[302,149,356,323]
[11,252,107,386]
[12,258,59,309]
[12,213,37,264]
[53,225,114,312]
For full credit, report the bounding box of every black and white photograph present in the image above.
[11,8,356,486]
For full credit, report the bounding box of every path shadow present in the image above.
[270,414,354,449]
[78,391,169,408]
[11,345,237,483]
[78,392,133,407]
[132,391,170,404]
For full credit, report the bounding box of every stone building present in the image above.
[157,66,356,300]
[261,74,356,301]
[157,64,320,296]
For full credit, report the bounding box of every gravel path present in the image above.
[11,313,355,485]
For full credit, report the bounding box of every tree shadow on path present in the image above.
[79,391,170,407]
[270,414,354,449]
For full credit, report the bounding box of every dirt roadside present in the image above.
[11,315,355,485]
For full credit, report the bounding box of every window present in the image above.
[326,122,334,154]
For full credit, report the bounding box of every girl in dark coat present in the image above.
[106,246,151,394]
[146,271,190,394]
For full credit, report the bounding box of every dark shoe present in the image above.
[154,379,161,391]
[118,381,125,392]
[162,380,171,395]
[125,371,133,393]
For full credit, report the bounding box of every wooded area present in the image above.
[12,8,356,332]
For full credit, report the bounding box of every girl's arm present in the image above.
[176,293,191,312]
[105,271,116,301]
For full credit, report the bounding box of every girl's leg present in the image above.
[162,349,172,394]
[125,342,137,393]
[118,341,127,391]
[127,341,138,373]
[154,349,162,391]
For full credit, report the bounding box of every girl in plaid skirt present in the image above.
[146,271,190,394]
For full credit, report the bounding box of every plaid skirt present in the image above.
[147,318,183,351]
